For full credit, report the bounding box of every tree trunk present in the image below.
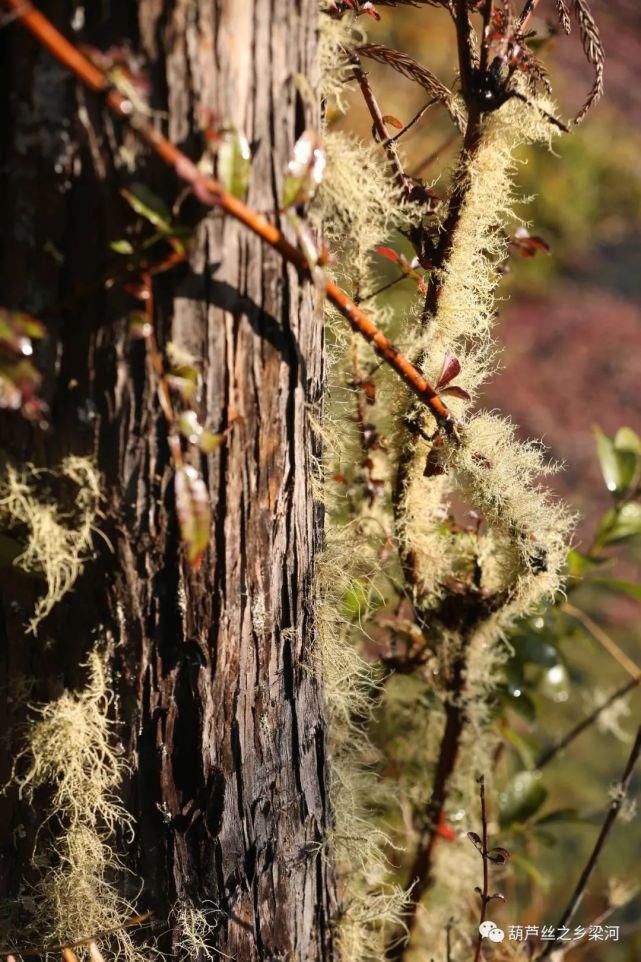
[0,2,336,960]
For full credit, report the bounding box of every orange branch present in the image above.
[1,0,456,434]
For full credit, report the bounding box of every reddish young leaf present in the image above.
[174,464,212,570]
[360,1,381,19]
[512,226,551,258]
[439,384,471,402]
[382,114,403,129]
[375,245,401,265]
[436,351,461,388]
[486,846,511,864]
[467,831,483,852]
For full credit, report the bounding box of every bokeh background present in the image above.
[332,2,641,957]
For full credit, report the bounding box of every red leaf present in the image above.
[361,1,381,18]
[174,464,212,570]
[436,351,461,388]
[382,114,403,130]
[512,226,551,258]
[375,246,400,265]
[436,811,456,841]
[438,384,471,402]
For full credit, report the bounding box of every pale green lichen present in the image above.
[8,652,144,962]
[0,456,101,632]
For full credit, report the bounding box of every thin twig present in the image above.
[518,0,541,30]
[445,917,454,962]
[473,775,489,962]
[537,725,641,960]
[348,50,414,196]
[1,0,457,434]
[563,602,641,681]
[536,675,641,770]
[355,274,407,304]
[410,131,459,178]
[383,98,437,146]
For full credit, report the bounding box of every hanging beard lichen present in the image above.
[5,652,145,962]
[317,9,575,961]
[0,456,100,633]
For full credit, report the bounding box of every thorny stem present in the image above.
[1,0,457,435]
[537,725,641,960]
[473,775,489,962]
[536,674,641,770]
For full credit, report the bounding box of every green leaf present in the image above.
[499,770,548,827]
[110,238,135,255]
[502,726,536,769]
[341,578,384,622]
[540,663,570,703]
[596,502,641,545]
[178,410,203,444]
[217,126,251,201]
[566,548,602,578]
[174,464,211,571]
[593,578,641,602]
[199,429,225,454]
[510,852,547,889]
[594,425,636,495]
[534,808,581,826]
[281,130,326,210]
[121,184,172,232]
[614,427,641,456]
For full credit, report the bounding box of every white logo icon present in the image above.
[479,921,505,942]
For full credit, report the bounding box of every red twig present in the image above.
[349,51,414,197]
[473,776,489,962]
[1,0,456,434]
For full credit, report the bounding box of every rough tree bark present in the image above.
[0,2,336,960]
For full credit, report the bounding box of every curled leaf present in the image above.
[174,464,211,570]
[467,831,483,852]
[486,846,511,864]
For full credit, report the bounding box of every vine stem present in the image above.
[0,0,456,434]
[537,725,641,960]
